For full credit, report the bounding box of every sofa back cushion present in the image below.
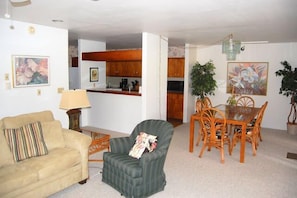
[0,120,15,167]
[41,120,65,150]
[2,110,54,129]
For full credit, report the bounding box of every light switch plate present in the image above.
[57,87,64,93]
[4,73,9,81]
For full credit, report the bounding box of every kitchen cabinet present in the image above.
[106,62,123,76]
[106,61,142,77]
[167,92,183,120]
[168,58,185,78]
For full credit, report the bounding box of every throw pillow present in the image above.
[41,120,65,150]
[129,132,158,159]
[3,121,48,162]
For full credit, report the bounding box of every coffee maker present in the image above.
[120,78,128,90]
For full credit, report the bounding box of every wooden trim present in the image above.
[82,49,142,61]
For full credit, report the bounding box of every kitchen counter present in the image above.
[87,88,141,96]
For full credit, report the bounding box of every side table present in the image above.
[81,126,110,162]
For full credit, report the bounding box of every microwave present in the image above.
[167,81,184,92]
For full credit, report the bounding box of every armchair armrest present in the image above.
[110,136,132,154]
[140,150,166,165]
[62,129,92,180]
[140,150,167,180]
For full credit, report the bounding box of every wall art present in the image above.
[227,62,268,96]
[90,67,99,82]
[12,55,49,88]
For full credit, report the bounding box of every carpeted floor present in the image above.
[50,123,297,198]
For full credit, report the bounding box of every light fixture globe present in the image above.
[222,34,241,61]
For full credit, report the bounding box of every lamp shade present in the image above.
[59,89,91,110]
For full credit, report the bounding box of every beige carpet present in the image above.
[50,123,297,198]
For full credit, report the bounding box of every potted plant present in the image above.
[190,60,217,106]
[275,61,297,135]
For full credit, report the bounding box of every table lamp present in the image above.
[59,89,91,132]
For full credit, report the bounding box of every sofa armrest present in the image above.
[110,137,132,154]
[62,129,92,180]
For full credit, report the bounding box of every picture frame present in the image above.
[227,62,268,96]
[12,55,49,88]
[90,67,99,82]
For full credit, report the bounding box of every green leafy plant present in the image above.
[190,60,217,100]
[275,61,297,124]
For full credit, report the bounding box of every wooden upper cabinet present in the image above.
[125,61,142,77]
[82,49,142,61]
[168,58,185,78]
[106,62,123,76]
[106,61,142,77]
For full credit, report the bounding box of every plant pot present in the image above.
[287,122,297,135]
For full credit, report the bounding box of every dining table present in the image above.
[189,104,261,163]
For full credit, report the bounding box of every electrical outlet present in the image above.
[37,89,41,96]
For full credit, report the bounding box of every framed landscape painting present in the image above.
[227,62,268,96]
[12,55,49,88]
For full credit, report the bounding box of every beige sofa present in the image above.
[0,110,92,198]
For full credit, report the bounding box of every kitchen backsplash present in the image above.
[106,77,142,88]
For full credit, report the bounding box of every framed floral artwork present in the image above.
[227,62,268,96]
[12,55,49,88]
[90,67,99,82]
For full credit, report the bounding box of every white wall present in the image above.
[77,39,106,126]
[87,92,142,133]
[195,42,297,130]
[0,19,69,127]
[78,39,106,89]
[142,33,168,120]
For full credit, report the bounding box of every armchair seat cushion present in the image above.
[103,153,142,178]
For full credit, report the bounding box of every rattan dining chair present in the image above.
[203,97,213,108]
[199,107,231,163]
[231,101,268,156]
[195,97,213,146]
[236,96,255,107]
[230,95,256,135]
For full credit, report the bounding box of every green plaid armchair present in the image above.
[102,119,174,198]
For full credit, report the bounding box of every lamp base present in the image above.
[66,108,82,132]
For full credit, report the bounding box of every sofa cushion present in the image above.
[2,110,54,129]
[0,147,81,195]
[0,120,15,168]
[0,163,38,195]
[4,122,48,162]
[41,120,65,150]
[20,147,81,179]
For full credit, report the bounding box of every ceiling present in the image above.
[1,0,297,49]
